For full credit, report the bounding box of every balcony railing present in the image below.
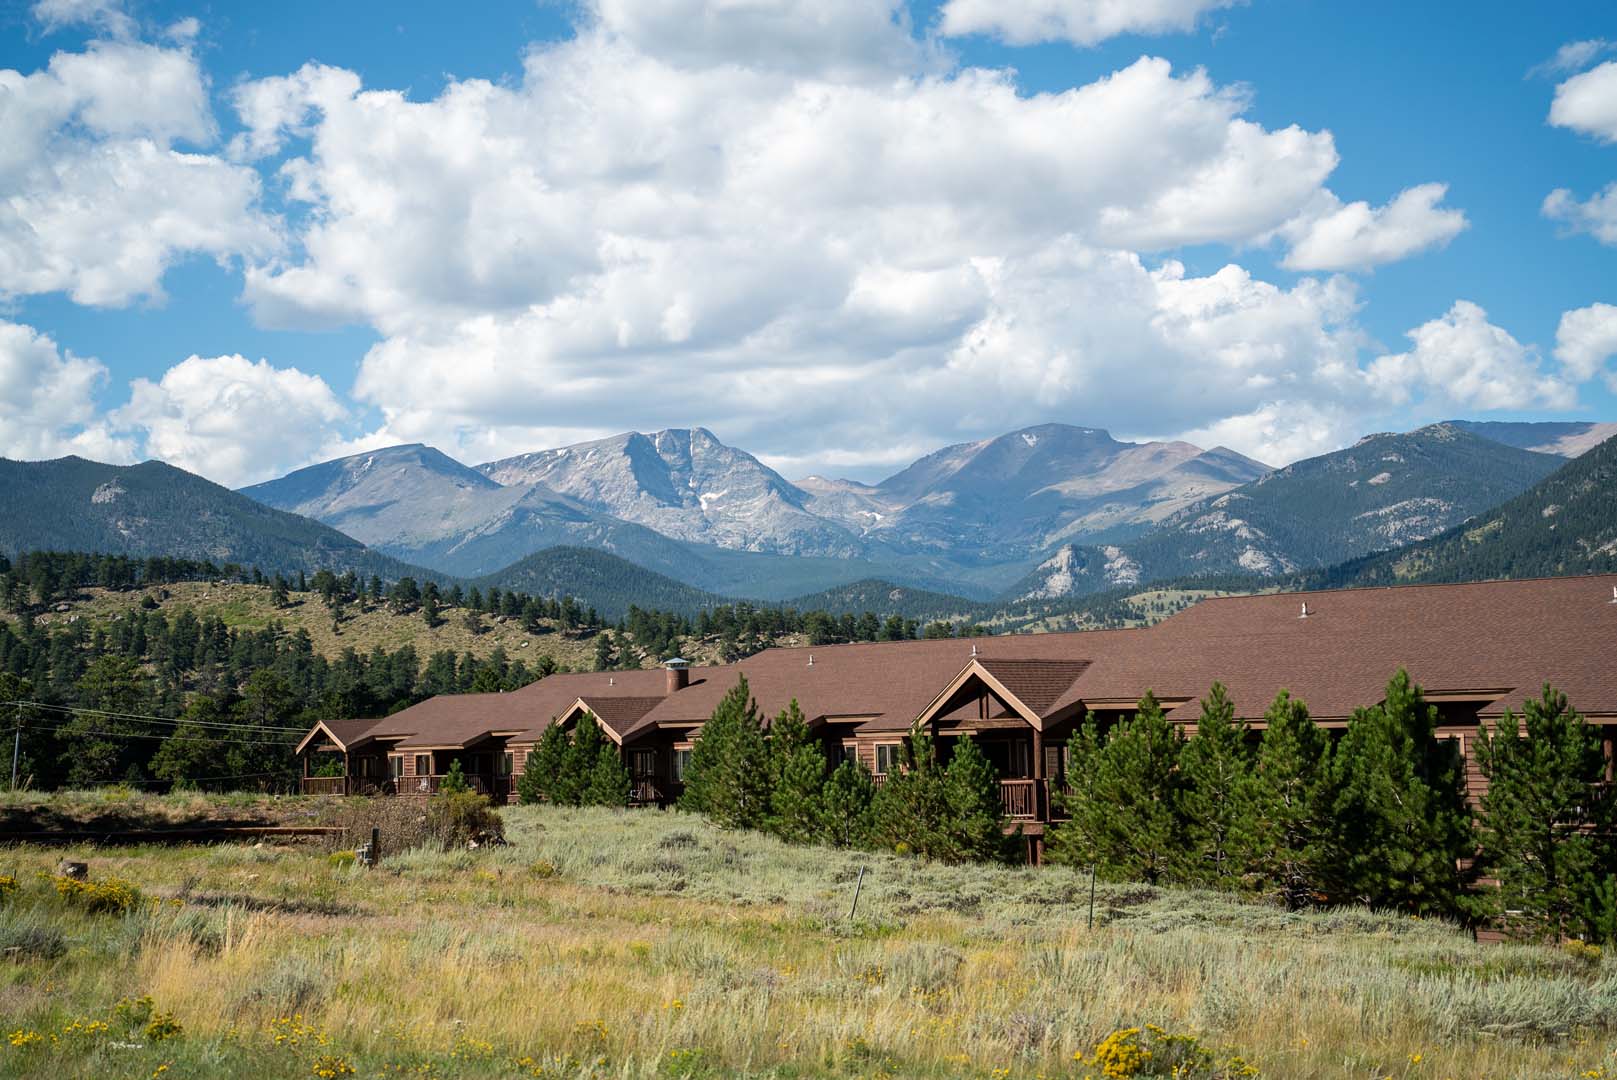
[398,774,508,797]
[301,776,348,796]
[630,778,666,805]
[998,779,1039,819]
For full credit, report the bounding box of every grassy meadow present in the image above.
[2,792,1615,1079]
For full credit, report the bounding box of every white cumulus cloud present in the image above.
[1367,301,1575,412]
[591,0,926,78]
[1281,183,1468,271]
[112,355,349,487]
[1555,302,1617,390]
[1543,183,1617,246]
[0,320,132,462]
[1549,60,1617,142]
[31,0,134,37]
[0,38,278,306]
[939,0,1241,46]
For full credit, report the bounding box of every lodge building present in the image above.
[295,575,1617,860]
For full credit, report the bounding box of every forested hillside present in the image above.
[1317,432,1617,587]
[474,546,729,618]
[0,457,437,582]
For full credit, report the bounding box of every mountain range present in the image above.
[1010,423,1567,601]
[4,418,1614,620]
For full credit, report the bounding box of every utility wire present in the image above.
[82,769,292,786]
[9,722,296,746]
[0,699,307,734]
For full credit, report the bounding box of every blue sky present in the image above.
[2,0,1616,485]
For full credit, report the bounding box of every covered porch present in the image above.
[910,656,1097,826]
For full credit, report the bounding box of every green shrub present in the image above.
[427,789,505,849]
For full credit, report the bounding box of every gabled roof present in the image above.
[976,658,1094,716]
[294,718,383,755]
[557,696,666,743]
[914,657,1093,731]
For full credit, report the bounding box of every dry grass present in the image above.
[1,798,1614,1079]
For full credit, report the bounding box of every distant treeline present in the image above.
[0,550,1010,792]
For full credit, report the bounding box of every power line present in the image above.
[13,722,297,746]
[83,769,291,786]
[0,699,307,734]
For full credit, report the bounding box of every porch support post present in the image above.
[1031,726,1045,822]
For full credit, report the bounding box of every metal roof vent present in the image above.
[807,653,814,667]
[663,657,690,669]
[1299,601,1311,619]
[608,676,615,686]
[1610,587,1617,604]
[971,643,979,657]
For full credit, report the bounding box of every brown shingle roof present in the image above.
[1060,574,1617,722]
[975,658,1093,716]
[308,574,1617,754]
[576,696,666,739]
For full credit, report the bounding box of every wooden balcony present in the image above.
[998,778,1040,820]
[396,775,509,798]
[301,776,348,796]
[630,778,667,805]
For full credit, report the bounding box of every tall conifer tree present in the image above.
[1048,692,1184,883]
[1176,682,1252,886]
[817,759,876,848]
[1330,669,1472,914]
[769,699,828,843]
[1476,684,1614,940]
[680,675,771,828]
[940,735,1014,863]
[1241,689,1331,909]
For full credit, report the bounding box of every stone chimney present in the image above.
[664,657,690,694]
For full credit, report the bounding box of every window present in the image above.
[875,743,901,775]
[390,756,404,780]
[672,748,692,782]
[631,749,657,780]
[499,752,514,777]
[414,754,431,777]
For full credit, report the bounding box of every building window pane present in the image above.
[672,748,692,782]
[875,744,900,775]
[415,754,431,776]
[500,752,514,776]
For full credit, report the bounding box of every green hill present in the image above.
[473,545,730,618]
[782,578,979,621]
[1316,432,1617,587]
[0,456,438,582]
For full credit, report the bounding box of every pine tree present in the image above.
[680,676,771,829]
[1176,682,1252,886]
[768,700,826,843]
[817,759,876,847]
[440,758,469,794]
[940,735,1013,863]
[1476,684,1614,940]
[1241,689,1332,909]
[517,722,569,804]
[867,732,951,857]
[562,715,613,807]
[582,721,631,807]
[1048,693,1184,883]
[1330,669,1472,915]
